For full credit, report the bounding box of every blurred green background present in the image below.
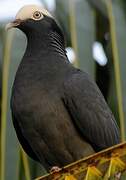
[0,0,126,179]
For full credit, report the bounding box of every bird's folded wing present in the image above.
[62,70,120,151]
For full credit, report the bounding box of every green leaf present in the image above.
[56,0,96,75]
[0,30,16,180]
[106,0,126,140]
[73,0,96,75]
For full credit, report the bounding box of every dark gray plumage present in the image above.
[8,5,120,171]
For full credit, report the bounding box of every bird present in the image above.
[6,5,120,172]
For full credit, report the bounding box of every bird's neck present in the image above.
[49,31,66,56]
[25,30,67,59]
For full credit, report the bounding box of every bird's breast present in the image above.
[11,74,95,167]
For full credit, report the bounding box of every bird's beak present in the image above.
[5,19,22,30]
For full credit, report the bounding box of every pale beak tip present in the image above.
[5,23,13,31]
[5,19,22,31]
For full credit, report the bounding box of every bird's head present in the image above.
[6,5,66,56]
[6,5,63,37]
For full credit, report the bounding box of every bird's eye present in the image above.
[33,11,42,19]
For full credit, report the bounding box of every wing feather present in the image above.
[62,70,120,151]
